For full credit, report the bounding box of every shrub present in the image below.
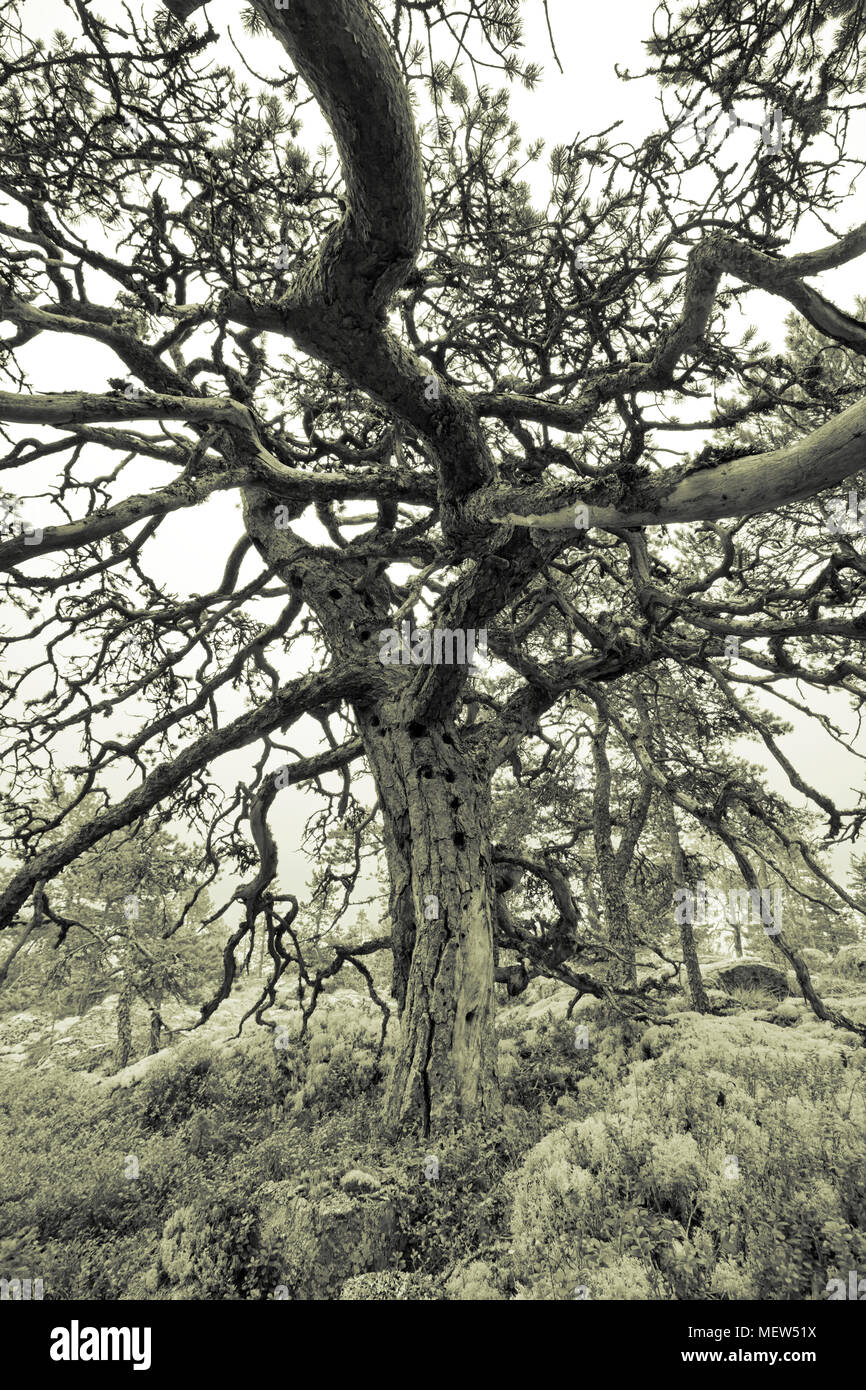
[509,1013,866,1300]
[497,1008,599,1111]
[445,1258,506,1300]
[157,1192,283,1300]
[137,1045,215,1131]
[340,1271,441,1300]
[396,1122,528,1275]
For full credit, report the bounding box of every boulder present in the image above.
[258,1179,402,1299]
[798,947,829,972]
[702,961,789,999]
[831,944,866,979]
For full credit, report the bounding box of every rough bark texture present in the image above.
[240,486,500,1134]
[664,801,709,1013]
[7,0,866,1140]
[492,390,866,532]
[591,720,637,988]
[114,980,133,1072]
[148,1001,162,1056]
[358,711,500,1133]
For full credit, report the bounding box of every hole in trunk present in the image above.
[453,831,466,848]
[407,721,426,739]
[444,770,456,783]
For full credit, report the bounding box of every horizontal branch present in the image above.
[0,465,247,569]
[488,392,866,530]
[0,388,253,431]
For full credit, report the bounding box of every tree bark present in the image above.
[148,991,162,1055]
[114,979,133,1072]
[591,718,637,987]
[664,801,710,1012]
[358,706,500,1135]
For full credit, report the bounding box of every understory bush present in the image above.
[508,1013,866,1299]
[2,981,864,1300]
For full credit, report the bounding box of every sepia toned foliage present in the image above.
[1,0,866,1135]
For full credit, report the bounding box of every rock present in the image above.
[258,1181,402,1299]
[831,944,866,979]
[798,947,829,971]
[702,961,789,1000]
[340,1168,381,1194]
[99,1049,169,1093]
[520,986,576,1023]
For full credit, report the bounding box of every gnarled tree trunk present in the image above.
[358,705,500,1134]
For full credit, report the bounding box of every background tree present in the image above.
[0,785,218,1068]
